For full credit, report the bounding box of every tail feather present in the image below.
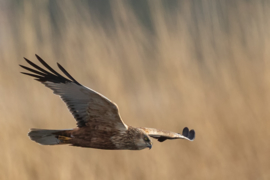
[28,128,72,145]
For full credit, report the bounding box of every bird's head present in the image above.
[134,130,153,150]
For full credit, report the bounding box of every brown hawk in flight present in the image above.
[20,55,195,150]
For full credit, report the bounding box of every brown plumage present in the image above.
[21,55,195,150]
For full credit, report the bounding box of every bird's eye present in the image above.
[144,137,148,141]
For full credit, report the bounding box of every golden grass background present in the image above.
[1,0,270,179]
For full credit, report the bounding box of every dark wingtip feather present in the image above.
[188,129,195,141]
[182,127,189,138]
[35,55,64,78]
[57,63,81,86]
[23,58,33,64]
[21,72,43,79]
[35,54,45,64]
[20,55,80,85]
[20,65,47,76]
[35,54,44,62]
[181,127,195,141]
[23,57,54,76]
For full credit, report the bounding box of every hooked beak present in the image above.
[147,142,153,150]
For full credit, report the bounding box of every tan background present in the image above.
[1,1,270,179]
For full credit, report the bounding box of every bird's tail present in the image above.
[28,128,73,145]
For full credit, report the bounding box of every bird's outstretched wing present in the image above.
[20,55,128,131]
[141,127,195,142]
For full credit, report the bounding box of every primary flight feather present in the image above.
[21,55,195,150]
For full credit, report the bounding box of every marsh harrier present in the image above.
[21,55,195,150]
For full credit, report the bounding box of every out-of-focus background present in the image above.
[1,0,270,179]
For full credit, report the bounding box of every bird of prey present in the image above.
[20,55,195,150]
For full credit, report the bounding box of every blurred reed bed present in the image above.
[1,0,270,179]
